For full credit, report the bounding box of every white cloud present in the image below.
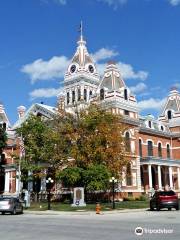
[98,0,128,9]
[130,83,147,94]
[138,98,166,111]
[92,48,119,62]
[21,47,148,84]
[117,62,148,80]
[29,87,63,100]
[21,56,69,83]
[41,0,67,5]
[168,0,180,6]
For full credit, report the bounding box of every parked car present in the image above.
[0,196,24,215]
[150,190,179,211]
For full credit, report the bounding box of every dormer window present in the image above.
[148,121,152,128]
[167,110,172,120]
[124,89,128,100]
[100,89,104,100]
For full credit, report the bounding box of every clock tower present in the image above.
[61,24,100,112]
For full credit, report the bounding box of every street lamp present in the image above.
[46,177,54,210]
[109,177,117,210]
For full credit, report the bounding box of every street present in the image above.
[0,210,180,240]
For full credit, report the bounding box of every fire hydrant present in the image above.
[96,203,101,214]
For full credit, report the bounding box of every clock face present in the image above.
[70,65,76,73]
[88,65,94,73]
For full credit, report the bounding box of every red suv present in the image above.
[150,190,179,211]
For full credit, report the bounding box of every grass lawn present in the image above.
[26,200,149,211]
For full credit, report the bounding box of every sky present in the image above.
[0,0,180,125]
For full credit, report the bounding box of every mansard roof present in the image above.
[99,62,125,91]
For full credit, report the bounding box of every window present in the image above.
[124,89,128,100]
[148,121,152,128]
[124,110,129,116]
[126,163,132,186]
[125,132,131,152]
[158,142,162,158]
[67,92,70,104]
[139,139,142,157]
[161,126,164,131]
[72,90,75,103]
[147,141,153,156]
[78,89,81,101]
[84,89,87,101]
[89,90,92,98]
[167,110,172,120]
[100,89,104,100]
[167,144,170,158]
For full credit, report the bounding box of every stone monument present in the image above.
[71,187,86,207]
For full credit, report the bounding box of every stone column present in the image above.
[148,164,152,189]
[169,166,173,189]
[177,168,180,190]
[158,165,162,190]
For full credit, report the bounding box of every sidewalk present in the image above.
[24,208,148,215]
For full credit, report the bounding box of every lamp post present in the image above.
[46,177,54,210]
[109,177,117,210]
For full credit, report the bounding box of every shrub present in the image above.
[123,197,135,201]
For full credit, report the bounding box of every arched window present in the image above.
[124,89,128,100]
[125,132,131,152]
[126,163,132,186]
[139,139,142,157]
[72,90,75,103]
[100,89,104,100]
[84,89,87,101]
[167,144,170,158]
[161,126,164,131]
[158,142,162,158]
[89,90,92,98]
[148,121,152,128]
[78,89,81,101]
[167,110,172,120]
[67,92,70,104]
[147,140,153,156]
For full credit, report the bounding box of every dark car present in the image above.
[150,190,179,211]
[0,196,24,215]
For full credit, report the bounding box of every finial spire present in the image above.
[77,21,86,46]
[80,20,83,40]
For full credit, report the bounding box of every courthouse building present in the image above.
[1,31,180,197]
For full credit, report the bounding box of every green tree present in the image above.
[69,104,129,178]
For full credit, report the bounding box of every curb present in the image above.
[24,208,148,215]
